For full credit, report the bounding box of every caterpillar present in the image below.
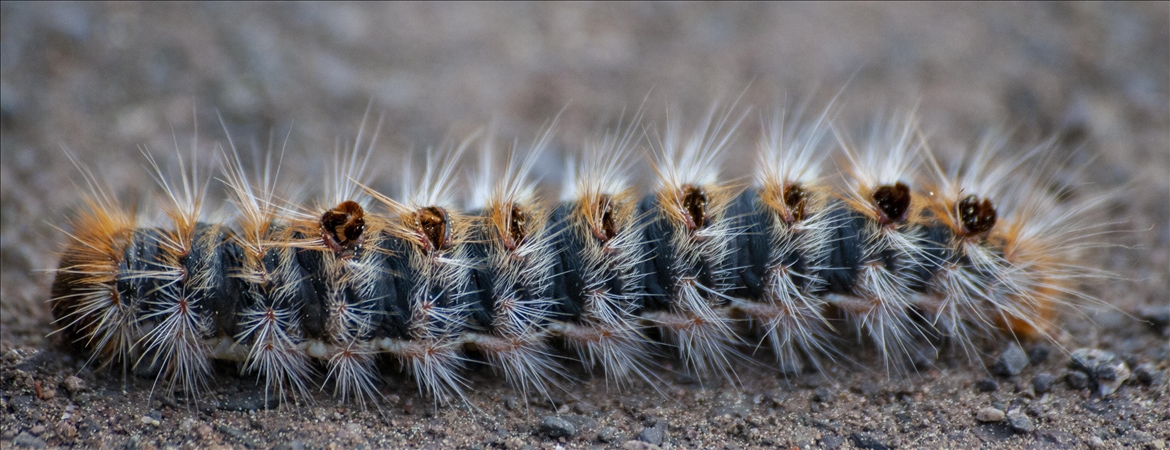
[47,105,1107,407]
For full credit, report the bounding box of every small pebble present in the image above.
[539,416,577,439]
[62,376,85,394]
[1032,373,1056,394]
[1069,348,1131,396]
[1070,348,1110,372]
[597,427,619,443]
[993,342,1030,376]
[55,422,77,439]
[637,425,665,445]
[622,441,661,450]
[1066,371,1089,390]
[28,425,45,436]
[1134,363,1163,386]
[820,434,846,450]
[12,432,47,449]
[9,396,33,418]
[1006,409,1035,433]
[975,378,999,392]
[1139,304,1170,334]
[850,432,890,450]
[140,415,161,427]
[812,386,835,402]
[573,401,598,415]
[1028,345,1051,364]
[975,406,1006,422]
[1088,436,1107,449]
[1094,364,1131,396]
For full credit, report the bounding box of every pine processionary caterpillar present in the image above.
[47,104,1112,408]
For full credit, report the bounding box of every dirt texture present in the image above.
[1,3,1167,449]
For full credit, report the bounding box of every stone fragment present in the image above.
[1006,409,1034,433]
[994,342,1029,376]
[975,378,999,392]
[597,427,619,443]
[1069,348,1131,396]
[539,416,577,439]
[976,406,1005,422]
[1032,373,1056,394]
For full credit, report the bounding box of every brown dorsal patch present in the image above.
[321,200,366,256]
[783,183,807,223]
[415,206,451,253]
[958,194,997,236]
[503,204,530,251]
[871,182,912,225]
[680,184,710,230]
[590,194,619,243]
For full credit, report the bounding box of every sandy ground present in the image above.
[1,3,1167,449]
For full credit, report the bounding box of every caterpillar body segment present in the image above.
[220,144,319,405]
[462,127,566,401]
[284,137,392,407]
[725,111,840,375]
[290,212,392,408]
[136,223,236,400]
[548,114,657,389]
[911,134,1026,359]
[638,105,749,383]
[123,146,231,400]
[364,140,479,404]
[828,115,947,373]
[48,107,1108,407]
[49,192,140,375]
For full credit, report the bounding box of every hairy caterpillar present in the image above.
[48,106,1106,407]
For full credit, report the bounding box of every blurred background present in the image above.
[1,4,1167,448]
[2,1,1166,353]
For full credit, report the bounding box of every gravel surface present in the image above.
[2,3,1168,449]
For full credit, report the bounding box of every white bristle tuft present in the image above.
[325,341,381,409]
[238,302,315,405]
